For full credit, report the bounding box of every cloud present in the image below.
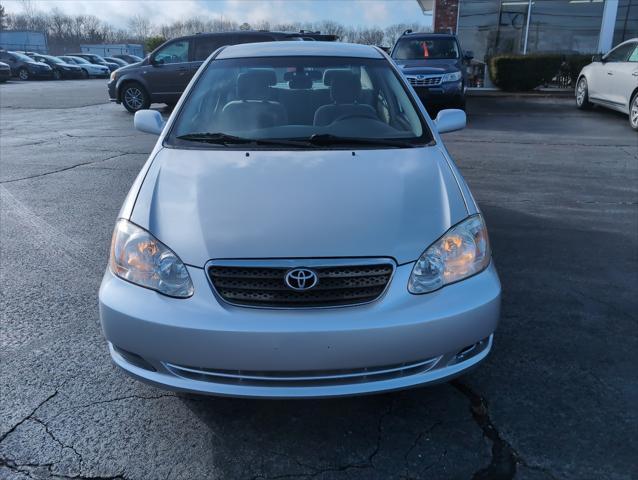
[2,0,430,29]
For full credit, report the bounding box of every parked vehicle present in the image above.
[104,56,128,68]
[113,54,144,64]
[68,53,120,72]
[29,54,85,80]
[0,50,53,80]
[59,56,109,78]
[576,38,638,131]
[391,31,471,111]
[0,61,10,82]
[100,41,500,398]
[108,30,336,113]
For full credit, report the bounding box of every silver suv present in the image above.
[99,41,501,398]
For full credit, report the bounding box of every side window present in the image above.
[154,40,190,64]
[605,43,634,62]
[627,44,638,63]
[233,34,275,45]
[193,37,225,61]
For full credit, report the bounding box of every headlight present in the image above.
[441,71,462,83]
[408,215,490,294]
[109,219,194,298]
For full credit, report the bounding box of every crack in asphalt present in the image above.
[0,390,59,444]
[1,457,126,480]
[0,153,133,184]
[451,381,518,480]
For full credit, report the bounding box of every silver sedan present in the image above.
[99,41,501,398]
[576,38,638,131]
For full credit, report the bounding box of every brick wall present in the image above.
[434,0,460,34]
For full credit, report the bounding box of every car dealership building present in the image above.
[418,0,638,84]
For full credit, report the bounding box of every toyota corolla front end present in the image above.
[99,41,500,398]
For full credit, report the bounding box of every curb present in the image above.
[467,88,574,98]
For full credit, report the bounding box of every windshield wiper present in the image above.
[304,134,417,148]
[176,132,310,147]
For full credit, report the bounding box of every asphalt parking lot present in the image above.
[1,79,636,480]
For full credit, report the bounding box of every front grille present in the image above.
[208,262,394,308]
[165,356,441,387]
[407,75,442,87]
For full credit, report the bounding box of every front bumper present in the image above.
[413,81,465,107]
[31,69,54,79]
[99,261,500,398]
[107,79,119,102]
[0,70,10,81]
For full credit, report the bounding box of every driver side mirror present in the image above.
[592,53,604,63]
[150,56,163,66]
[134,110,166,135]
[434,109,466,134]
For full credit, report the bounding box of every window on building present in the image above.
[614,0,638,46]
[526,0,605,54]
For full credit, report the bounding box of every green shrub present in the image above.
[489,53,596,91]
[563,54,595,84]
[489,54,563,91]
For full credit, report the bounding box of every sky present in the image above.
[3,0,433,29]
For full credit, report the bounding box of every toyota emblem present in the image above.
[285,268,319,291]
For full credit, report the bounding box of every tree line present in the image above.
[0,3,430,54]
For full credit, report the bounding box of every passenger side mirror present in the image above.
[592,53,604,63]
[134,110,166,135]
[434,109,466,134]
[150,56,164,66]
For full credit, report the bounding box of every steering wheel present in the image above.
[333,112,378,123]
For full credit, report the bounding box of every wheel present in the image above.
[18,68,29,81]
[630,92,638,132]
[53,70,61,80]
[121,82,150,113]
[81,69,89,79]
[576,77,592,110]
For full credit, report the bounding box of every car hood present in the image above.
[395,58,461,75]
[130,146,468,267]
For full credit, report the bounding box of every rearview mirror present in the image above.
[592,53,604,63]
[434,109,466,134]
[134,110,165,135]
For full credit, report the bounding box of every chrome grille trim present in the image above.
[206,258,396,309]
[164,355,442,387]
[406,74,442,87]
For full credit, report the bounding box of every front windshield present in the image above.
[69,57,89,64]
[393,38,459,60]
[11,52,34,62]
[168,56,430,148]
[43,55,64,64]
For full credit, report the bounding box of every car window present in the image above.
[605,43,634,62]
[154,40,190,64]
[393,38,459,60]
[11,52,33,62]
[193,36,226,61]
[168,56,431,148]
[627,44,638,63]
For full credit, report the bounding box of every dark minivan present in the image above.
[108,30,337,112]
[391,31,472,111]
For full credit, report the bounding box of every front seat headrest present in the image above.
[329,71,361,104]
[236,69,277,101]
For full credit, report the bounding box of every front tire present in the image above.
[81,69,89,79]
[121,82,150,113]
[18,68,30,81]
[630,92,638,132]
[576,77,592,110]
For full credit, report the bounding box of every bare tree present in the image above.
[128,14,152,40]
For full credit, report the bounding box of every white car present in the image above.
[576,38,638,130]
[58,56,109,78]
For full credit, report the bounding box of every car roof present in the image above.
[216,41,384,60]
[401,32,457,39]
